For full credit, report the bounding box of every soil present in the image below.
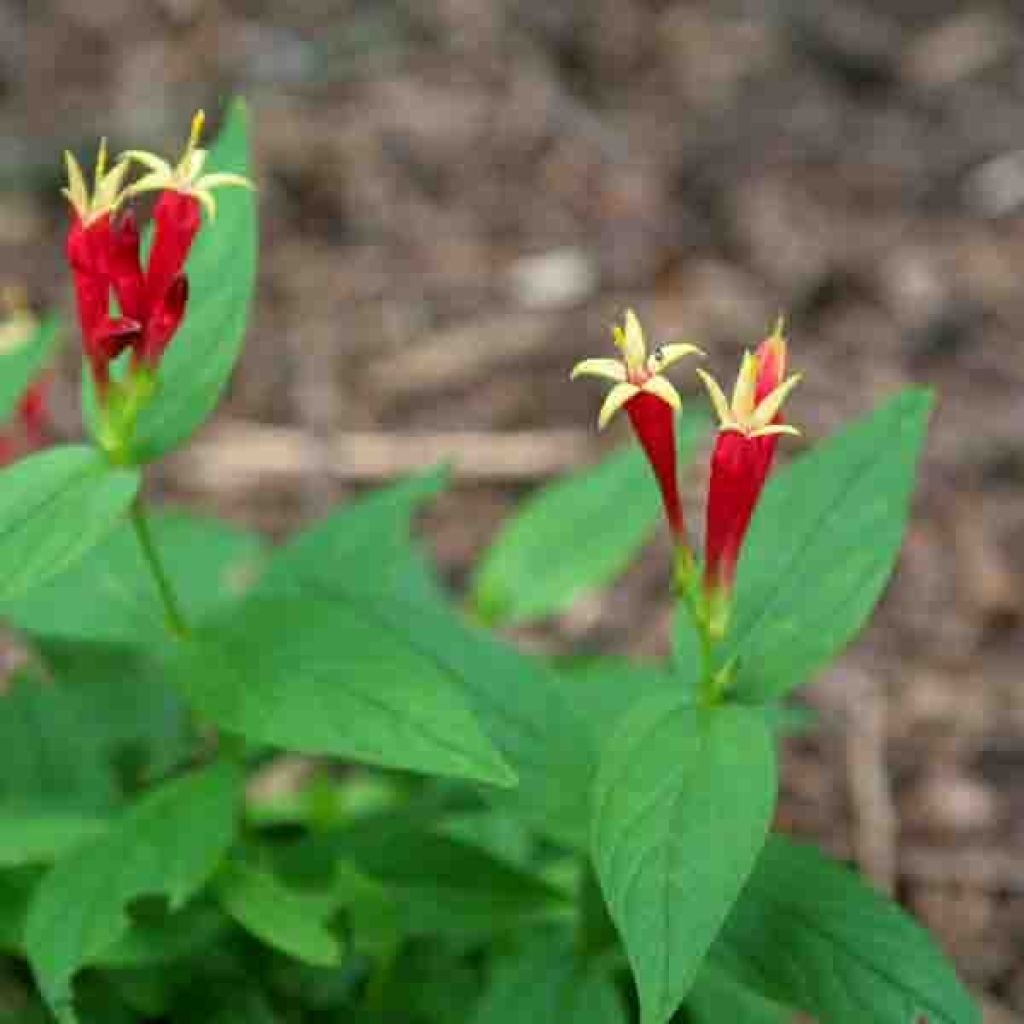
[8,0,1024,1015]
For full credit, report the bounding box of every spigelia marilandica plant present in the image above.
[0,102,980,1024]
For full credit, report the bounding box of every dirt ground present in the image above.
[8,0,1024,1016]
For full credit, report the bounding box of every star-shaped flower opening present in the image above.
[62,138,131,225]
[696,320,802,438]
[121,110,252,220]
[570,309,703,429]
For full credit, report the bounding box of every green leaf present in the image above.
[164,595,515,788]
[723,389,932,700]
[0,671,118,814]
[83,100,257,463]
[285,816,564,940]
[472,932,627,1024]
[0,445,139,601]
[591,695,777,1024]
[0,316,59,423]
[25,759,241,1018]
[0,866,42,953]
[0,815,107,868]
[687,964,792,1023]
[713,836,980,1024]
[558,658,686,744]
[258,492,595,847]
[261,466,448,604]
[215,860,342,967]
[4,511,264,643]
[472,413,707,625]
[329,594,596,848]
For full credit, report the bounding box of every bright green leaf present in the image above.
[25,759,241,1018]
[713,836,980,1024]
[0,445,139,601]
[288,816,564,940]
[258,486,595,847]
[591,695,777,1024]
[0,316,59,423]
[0,815,107,868]
[216,860,342,967]
[335,593,596,848]
[261,466,448,605]
[472,413,707,625]
[472,931,627,1024]
[687,963,793,1023]
[723,389,932,700]
[83,100,257,463]
[4,511,264,643]
[164,595,515,788]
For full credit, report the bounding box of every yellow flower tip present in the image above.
[597,381,639,430]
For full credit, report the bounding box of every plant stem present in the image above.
[130,495,189,638]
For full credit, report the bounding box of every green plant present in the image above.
[0,100,977,1024]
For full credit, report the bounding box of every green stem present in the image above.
[673,545,720,707]
[130,496,189,638]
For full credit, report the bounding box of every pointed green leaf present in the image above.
[25,759,241,1017]
[713,836,980,1024]
[215,860,342,967]
[82,100,257,463]
[288,816,564,939]
[687,964,793,1023]
[472,932,627,1024]
[0,815,108,868]
[261,466,448,604]
[3,511,264,643]
[165,595,515,788]
[591,695,777,1024]
[473,413,707,625]
[0,316,58,423]
[0,445,139,600]
[723,389,932,700]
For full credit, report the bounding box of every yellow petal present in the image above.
[62,151,88,217]
[193,188,218,222]
[197,172,254,193]
[95,159,131,213]
[598,382,640,430]
[570,358,626,383]
[749,423,800,439]
[749,373,802,430]
[125,170,174,198]
[120,149,173,176]
[696,368,733,428]
[614,309,647,374]
[731,350,758,419]
[641,374,682,411]
[646,341,703,375]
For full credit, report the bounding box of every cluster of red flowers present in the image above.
[572,312,800,635]
[62,112,249,394]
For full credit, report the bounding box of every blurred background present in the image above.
[7,0,1024,1016]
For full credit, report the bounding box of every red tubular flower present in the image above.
[697,323,801,632]
[61,112,251,391]
[62,143,137,391]
[571,310,702,544]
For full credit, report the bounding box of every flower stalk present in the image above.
[129,495,189,638]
